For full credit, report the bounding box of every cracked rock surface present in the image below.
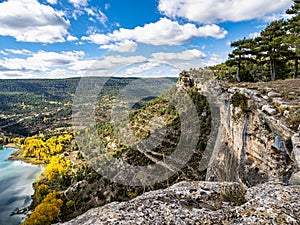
[57,181,300,225]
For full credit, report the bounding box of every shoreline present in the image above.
[0,147,45,225]
[6,146,46,165]
[5,143,20,148]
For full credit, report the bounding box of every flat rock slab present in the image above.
[56,181,300,225]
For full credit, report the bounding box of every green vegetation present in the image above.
[0,77,177,137]
[13,133,73,163]
[18,83,211,223]
[221,185,247,206]
[22,191,63,225]
[211,0,299,82]
[230,92,248,113]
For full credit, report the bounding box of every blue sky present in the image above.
[0,0,293,78]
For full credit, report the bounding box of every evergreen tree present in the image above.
[256,20,290,81]
[228,38,258,82]
[286,0,300,78]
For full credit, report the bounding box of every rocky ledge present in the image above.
[57,181,300,225]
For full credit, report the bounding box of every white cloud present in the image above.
[46,0,57,4]
[85,7,108,25]
[4,49,32,55]
[262,12,293,22]
[68,0,88,8]
[0,0,70,43]
[158,0,293,23]
[204,53,227,67]
[122,61,162,76]
[82,33,111,44]
[152,49,206,62]
[71,55,147,72]
[0,50,85,72]
[0,50,8,56]
[248,32,260,39]
[82,18,227,46]
[67,35,78,41]
[105,3,110,10]
[100,40,138,52]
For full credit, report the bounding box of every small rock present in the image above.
[291,133,300,169]
[228,88,237,93]
[262,105,277,115]
[289,171,300,185]
[201,111,207,117]
[280,104,289,108]
[262,95,269,100]
[283,110,290,117]
[268,91,281,98]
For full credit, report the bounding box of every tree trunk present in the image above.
[293,57,298,79]
[270,58,276,81]
[236,62,241,82]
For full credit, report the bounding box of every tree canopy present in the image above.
[212,0,300,82]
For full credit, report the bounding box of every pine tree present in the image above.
[286,0,300,78]
[228,38,257,82]
[257,20,290,81]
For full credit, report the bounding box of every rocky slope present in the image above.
[57,181,300,225]
[57,72,300,224]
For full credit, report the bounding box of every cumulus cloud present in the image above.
[4,49,32,55]
[100,40,138,52]
[82,18,228,46]
[0,0,70,43]
[158,0,292,23]
[71,55,147,71]
[0,52,149,78]
[122,61,162,76]
[152,49,206,62]
[0,50,84,72]
[67,35,78,41]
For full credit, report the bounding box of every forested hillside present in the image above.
[0,77,177,137]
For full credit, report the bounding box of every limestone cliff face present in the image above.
[180,75,300,186]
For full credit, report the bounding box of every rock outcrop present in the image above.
[57,181,300,225]
[199,79,300,186]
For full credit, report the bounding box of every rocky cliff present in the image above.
[199,79,300,186]
[56,73,300,224]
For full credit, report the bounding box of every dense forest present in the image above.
[211,0,299,82]
[0,77,176,137]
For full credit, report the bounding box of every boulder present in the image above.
[262,105,277,115]
[289,172,300,185]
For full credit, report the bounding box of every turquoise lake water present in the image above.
[0,147,44,225]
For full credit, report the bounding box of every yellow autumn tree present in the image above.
[22,191,63,225]
[44,155,71,180]
[20,133,73,162]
